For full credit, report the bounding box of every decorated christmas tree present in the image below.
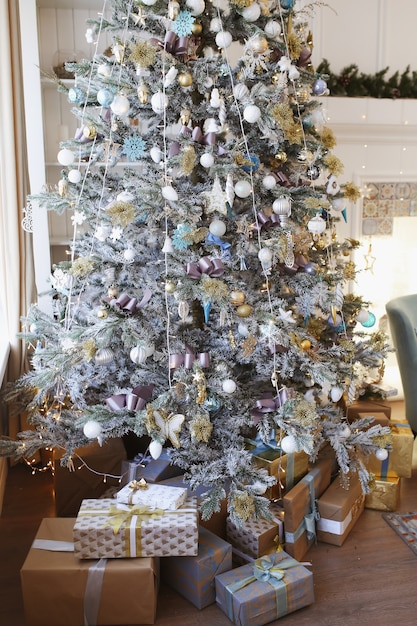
[2,0,390,524]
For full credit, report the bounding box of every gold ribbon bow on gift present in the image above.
[128,478,148,504]
[107,504,164,535]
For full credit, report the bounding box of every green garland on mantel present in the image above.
[316,59,417,99]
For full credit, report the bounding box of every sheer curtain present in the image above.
[0,0,36,418]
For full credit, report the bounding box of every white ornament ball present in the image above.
[57,148,75,166]
[258,247,272,263]
[110,94,130,116]
[242,2,261,21]
[234,179,252,198]
[215,31,233,49]
[251,480,267,495]
[233,83,250,101]
[123,248,135,262]
[162,186,178,202]
[186,0,205,15]
[210,17,222,32]
[332,198,345,212]
[262,175,276,190]
[356,309,369,323]
[330,386,344,402]
[97,63,111,77]
[83,420,102,440]
[149,440,163,460]
[339,425,352,440]
[95,347,114,365]
[237,322,249,337]
[222,379,237,394]
[375,448,389,461]
[209,219,226,237]
[281,434,298,454]
[130,345,148,364]
[68,169,82,184]
[243,104,261,124]
[151,91,168,114]
[200,153,215,168]
[264,20,282,39]
[150,146,163,163]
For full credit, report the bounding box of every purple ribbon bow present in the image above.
[254,211,281,232]
[109,287,152,313]
[169,350,210,369]
[106,384,154,412]
[251,389,290,424]
[185,256,224,279]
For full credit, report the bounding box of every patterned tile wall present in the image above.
[362,182,417,236]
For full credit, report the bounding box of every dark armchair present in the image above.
[386,294,417,435]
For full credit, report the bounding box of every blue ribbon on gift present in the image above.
[285,471,320,544]
[224,554,299,621]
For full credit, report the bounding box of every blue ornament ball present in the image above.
[361,311,376,328]
[204,396,221,412]
[68,87,84,103]
[280,0,295,8]
[97,88,114,107]
[241,153,260,173]
[312,79,327,96]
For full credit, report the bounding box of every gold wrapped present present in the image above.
[317,473,364,546]
[73,496,198,559]
[245,437,309,500]
[226,502,284,560]
[21,518,158,626]
[365,476,401,511]
[366,420,414,478]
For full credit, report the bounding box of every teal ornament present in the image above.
[241,153,260,173]
[280,0,295,8]
[361,312,376,328]
[204,396,221,412]
[203,301,211,323]
[68,87,84,103]
[97,88,114,107]
[341,208,347,222]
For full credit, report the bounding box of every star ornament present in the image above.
[278,307,296,324]
[202,176,228,215]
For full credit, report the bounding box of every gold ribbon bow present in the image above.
[128,478,148,504]
[107,504,164,535]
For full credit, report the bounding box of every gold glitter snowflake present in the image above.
[82,338,97,361]
[231,491,255,522]
[343,182,361,202]
[344,261,356,280]
[189,412,213,442]
[292,398,318,428]
[106,201,135,227]
[242,334,257,358]
[69,257,94,278]
[180,145,196,176]
[201,277,229,303]
[129,41,156,69]
[323,154,344,176]
[287,33,303,60]
[230,0,253,7]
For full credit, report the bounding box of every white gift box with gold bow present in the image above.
[116,479,187,510]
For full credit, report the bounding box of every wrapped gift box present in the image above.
[215,551,314,626]
[345,399,391,421]
[53,438,127,517]
[120,449,183,486]
[316,473,364,546]
[20,518,158,626]
[116,481,187,510]
[226,502,284,560]
[245,437,309,500]
[313,443,338,477]
[366,420,414,478]
[161,475,228,539]
[161,526,232,609]
[357,412,391,427]
[365,476,401,511]
[282,457,332,561]
[73,497,198,559]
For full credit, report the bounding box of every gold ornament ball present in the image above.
[107,286,118,298]
[236,303,252,318]
[300,339,311,350]
[178,72,193,88]
[274,151,287,164]
[230,290,245,305]
[165,280,176,294]
[137,85,149,104]
[260,280,271,293]
[97,308,108,319]
[191,21,203,36]
[250,35,268,54]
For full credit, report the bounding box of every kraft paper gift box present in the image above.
[120,448,183,486]
[345,399,391,421]
[116,480,188,510]
[282,457,332,561]
[73,496,198,558]
[20,518,158,626]
[161,475,228,539]
[316,473,365,546]
[245,436,309,500]
[226,502,284,560]
[161,526,232,609]
[53,438,127,517]
[215,551,314,626]
[365,476,401,512]
[366,420,414,478]
[357,411,391,427]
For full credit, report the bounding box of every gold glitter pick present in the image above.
[242,334,257,357]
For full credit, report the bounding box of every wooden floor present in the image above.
[1,402,417,626]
